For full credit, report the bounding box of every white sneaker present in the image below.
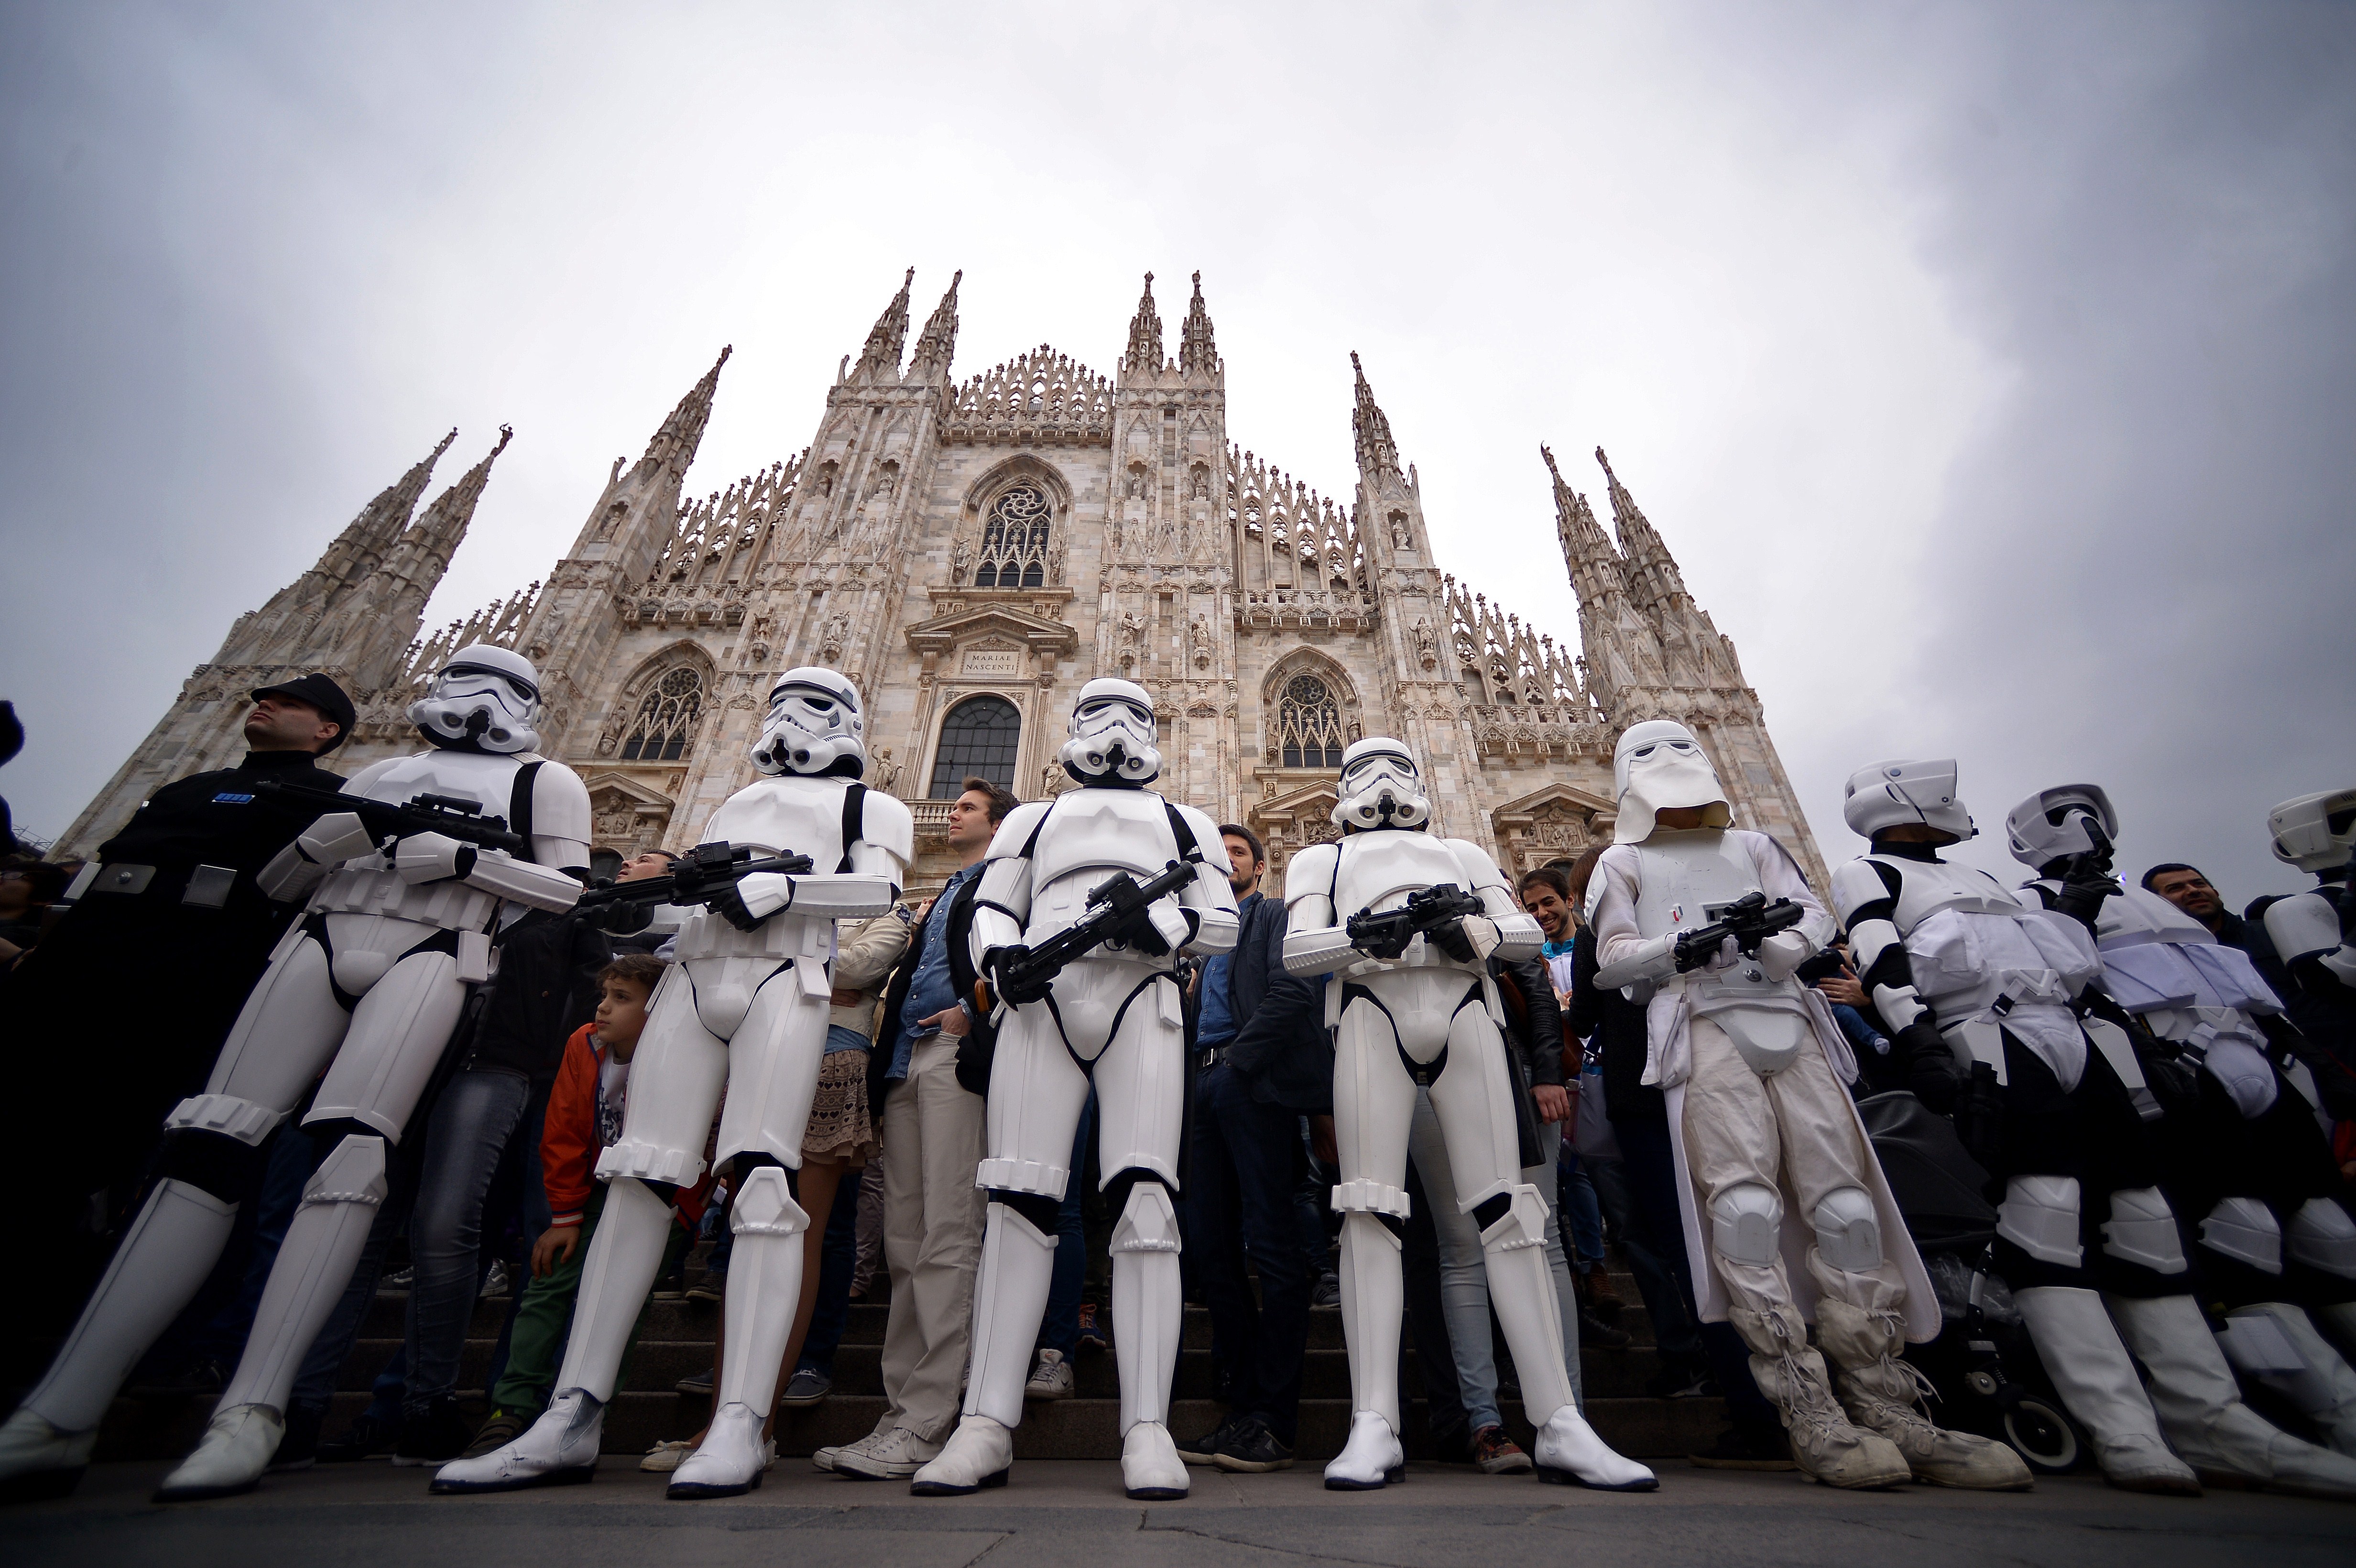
[1122,1421,1189,1500]
[1323,1410,1403,1491]
[0,1408,98,1503]
[156,1404,284,1502]
[814,1427,889,1473]
[837,1424,945,1481]
[667,1404,773,1498]
[909,1417,1012,1494]
[638,1439,694,1474]
[1532,1404,1658,1492]
[430,1389,603,1494]
[1025,1349,1074,1401]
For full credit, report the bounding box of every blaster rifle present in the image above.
[1590,889,1808,991]
[1344,883,1488,962]
[572,840,816,911]
[974,858,1202,1012]
[255,779,528,856]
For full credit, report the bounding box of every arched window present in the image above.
[622,666,704,761]
[972,484,1052,588]
[929,695,1021,798]
[1274,674,1345,770]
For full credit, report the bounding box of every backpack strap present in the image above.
[508,760,545,855]
[837,781,868,874]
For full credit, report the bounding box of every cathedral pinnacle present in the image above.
[1123,272,1164,373]
[906,270,963,383]
[1178,271,1218,375]
[1593,445,1689,614]
[640,346,730,479]
[1350,351,1400,479]
[854,267,916,382]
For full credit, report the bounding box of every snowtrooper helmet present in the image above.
[1611,720,1728,843]
[2005,784,2118,871]
[1843,759,1974,844]
[2267,788,2356,874]
[1059,678,1160,785]
[408,643,543,754]
[1332,737,1430,831]
[751,666,867,778]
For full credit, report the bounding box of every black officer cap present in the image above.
[250,673,358,753]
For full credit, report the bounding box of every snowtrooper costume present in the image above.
[2001,784,2356,1497]
[0,646,592,1503]
[1281,737,1656,1493]
[910,679,1237,1502]
[436,667,910,1499]
[1595,727,2021,1492]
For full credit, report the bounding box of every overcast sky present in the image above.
[4,1,2349,902]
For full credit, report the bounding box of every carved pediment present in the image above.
[905,601,1079,658]
[1489,780,1617,869]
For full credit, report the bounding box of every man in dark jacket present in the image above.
[1177,825,1330,1473]
[7,676,354,1351]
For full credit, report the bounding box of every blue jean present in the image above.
[797,1166,865,1377]
[1185,1065,1313,1443]
[1038,1096,1094,1360]
[404,1067,535,1410]
[1555,1142,1606,1269]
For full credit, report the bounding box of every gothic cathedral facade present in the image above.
[61,270,1828,894]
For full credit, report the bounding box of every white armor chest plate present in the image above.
[700,776,848,865]
[1332,831,1472,919]
[2096,885,2215,949]
[310,748,537,931]
[355,748,533,819]
[1631,831,1760,940]
[1869,854,2027,934]
[1029,788,1181,894]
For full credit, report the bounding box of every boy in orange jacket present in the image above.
[437,954,709,1475]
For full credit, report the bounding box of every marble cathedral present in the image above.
[60,270,1828,893]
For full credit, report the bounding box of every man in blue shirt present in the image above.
[826,777,1012,1481]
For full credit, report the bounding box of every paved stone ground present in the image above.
[7,1459,2347,1568]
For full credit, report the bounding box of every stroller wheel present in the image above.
[2003,1396,2081,1474]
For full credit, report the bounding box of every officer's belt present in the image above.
[77,861,242,910]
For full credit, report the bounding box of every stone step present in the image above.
[337,1337,1679,1400]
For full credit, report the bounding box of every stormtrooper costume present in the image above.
[436,668,910,1498]
[1595,728,2022,1492]
[0,646,592,1503]
[1281,738,1656,1493]
[2000,784,2356,1497]
[909,679,1237,1502]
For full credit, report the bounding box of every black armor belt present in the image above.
[81,861,241,909]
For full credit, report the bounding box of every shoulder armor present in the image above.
[1284,841,1341,907]
[860,787,916,867]
[1443,837,1509,893]
[1831,857,1898,923]
[1172,801,1233,873]
[987,800,1055,860]
[531,761,594,845]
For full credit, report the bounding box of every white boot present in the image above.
[667,1403,772,1499]
[910,1416,1013,1495]
[429,1389,603,1494]
[1323,1410,1404,1491]
[2111,1293,2356,1501]
[155,1405,283,1502]
[2013,1286,2200,1495]
[2219,1303,2356,1459]
[1532,1403,1658,1492]
[1122,1421,1189,1501]
[0,1409,99,1503]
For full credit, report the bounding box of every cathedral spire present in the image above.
[362,426,513,683]
[1594,446,1690,619]
[1178,271,1218,376]
[853,267,916,383]
[905,270,962,384]
[639,345,731,480]
[305,427,457,607]
[1123,272,1164,373]
[1350,351,1400,479]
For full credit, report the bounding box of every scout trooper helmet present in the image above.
[751,666,868,777]
[1843,759,1974,844]
[1612,720,1729,843]
[2268,788,2356,874]
[1059,677,1160,785]
[1332,737,1430,831]
[408,643,543,754]
[2005,784,2118,870]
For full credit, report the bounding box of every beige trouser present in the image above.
[876,1034,987,1441]
[1681,1015,1905,1340]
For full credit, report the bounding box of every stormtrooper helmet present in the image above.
[2005,784,2118,870]
[2267,788,2356,875]
[1612,720,1728,843]
[1843,759,1974,844]
[751,667,867,778]
[408,643,543,755]
[1059,677,1160,785]
[1332,737,1430,831]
